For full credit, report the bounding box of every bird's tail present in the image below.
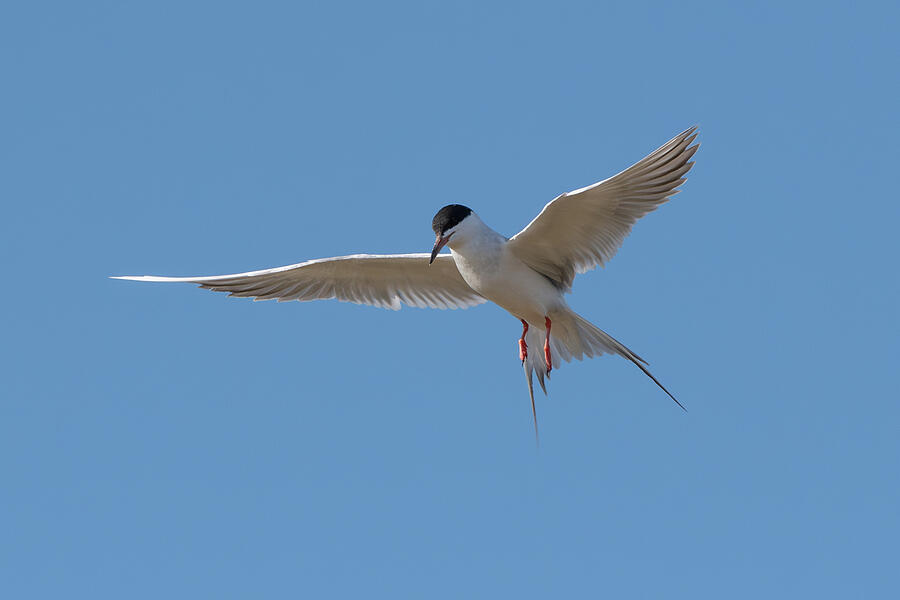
[521,307,685,411]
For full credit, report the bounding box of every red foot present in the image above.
[518,319,529,362]
[544,316,553,374]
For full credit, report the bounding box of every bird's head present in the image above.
[430,204,474,264]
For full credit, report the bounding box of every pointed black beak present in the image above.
[429,234,450,265]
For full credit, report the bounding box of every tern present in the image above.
[114,126,698,440]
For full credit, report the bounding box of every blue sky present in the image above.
[2,1,898,597]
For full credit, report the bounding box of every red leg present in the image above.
[544,316,553,375]
[518,319,529,362]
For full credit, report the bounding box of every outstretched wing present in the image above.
[112,253,486,310]
[508,127,699,290]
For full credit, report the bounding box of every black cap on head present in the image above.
[432,204,472,235]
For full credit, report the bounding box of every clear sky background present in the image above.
[2,1,898,598]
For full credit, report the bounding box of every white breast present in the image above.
[447,217,565,324]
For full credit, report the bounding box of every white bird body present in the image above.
[447,213,564,325]
[113,127,699,440]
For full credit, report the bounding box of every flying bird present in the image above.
[114,127,699,440]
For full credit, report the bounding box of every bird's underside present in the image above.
[113,126,699,442]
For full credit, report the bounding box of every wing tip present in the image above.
[677,125,700,147]
[110,275,197,282]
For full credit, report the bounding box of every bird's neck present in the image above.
[447,214,505,255]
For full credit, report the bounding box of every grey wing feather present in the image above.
[508,127,699,290]
[112,253,486,310]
